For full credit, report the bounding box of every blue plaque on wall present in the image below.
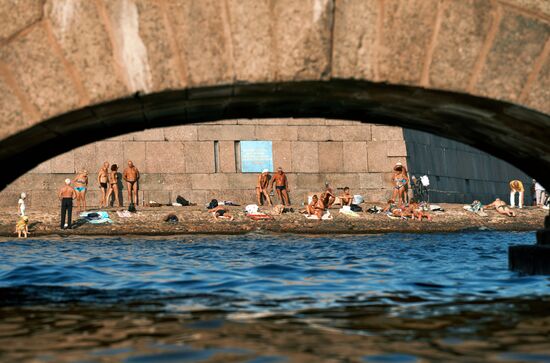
[240,141,273,173]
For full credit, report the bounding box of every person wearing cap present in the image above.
[15,215,29,238]
[58,178,77,229]
[270,167,290,206]
[392,162,409,205]
[509,179,524,208]
[73,169,89,212]
[256,169,272,206]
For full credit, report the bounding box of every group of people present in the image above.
[304,186,353,219]
[56,160,140,229]
[255,167,291,206]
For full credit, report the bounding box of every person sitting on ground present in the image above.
[409,200,432,221]
[256,169,272,206]
[18,192,26,216]
[207,199,234,221]
[509,180,524,209]
[340,187,353,206]
[98,161,110,208]
[485,198,516,217]
[15,215,29,238]
[270,167,290,206]
[314,193,328,219]
[303,195,319,216]
[323,183,336,209]
[73,170,88,212]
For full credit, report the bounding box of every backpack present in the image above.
[176,195,190,206]
[350,204,363,212]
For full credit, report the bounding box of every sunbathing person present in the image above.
[485,198,516,217]
[409,201,432,221]
[391,164,409,205]
[73,170,88,212]
[209,205,234,221]
[340,187,353,206]
[313,193,328,219]
[323,185,336,208]
[256,169,272,206]
[383,199,407,218]
[304,195,319,216]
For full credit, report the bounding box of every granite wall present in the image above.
[0,120,408,208]
[404,129,534,204]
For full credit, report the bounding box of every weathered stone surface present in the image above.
[95,141,124,171]
[474,10,550,102]
[332,0,380,79]
[73,143,98,176]
[50,151,74,174]
[329,125,371,141]
[297,126,330,141]
[133,128,164,141]
[46,0,128,103]
[166,0,233,86]
[255,125,298,141]
[291,142,319,172]
[30,160,52,174]
[190,174,228,190]
[272,0,333,80]
[506,0,550,16]
[145,141,184,173]
[218,141,236,173]
[226,0,273,82]
[183,142,214,173]
[197,125,255,141]
[386,140,407,157]
[343,142,368,172]
[367,141,390,172]
[164,125,198,141]
[429,0,493,90]
[360,173,383,189]
[524,55,550,114]
[227,173,257,189]
[122,141,146,172]
[273,141,292,172]
[371,125,404,141]
[134,0,185,91]
[0,24,80,119]
[296,173,325,190]
[0,77,35,140]
[143,190,171,204]
[378,0,440,84]
[318,142,343,173]
[0,0,43,41]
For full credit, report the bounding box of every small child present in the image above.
[18,192,26,216]
[15,216,29,238]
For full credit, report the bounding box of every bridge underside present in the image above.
[0,79,549,190]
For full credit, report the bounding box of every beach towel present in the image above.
[80,211,112,224]
[305,211,333,220]
[247,212,273,220]
[339,208,360,218]
[245,204,259,214]
[116,210,133,218]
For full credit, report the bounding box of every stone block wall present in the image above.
[1,119,407,208]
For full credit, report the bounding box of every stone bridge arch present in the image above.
[0,0,549,189]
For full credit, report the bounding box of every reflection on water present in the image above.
[0,232,549,362]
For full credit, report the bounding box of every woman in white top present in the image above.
[18,192,26,216]
[534,181,546,206]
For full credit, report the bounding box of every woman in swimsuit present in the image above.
[98,162,109,208]
[73,170,88,212]
[106,164,122,207]
[485,198,516,217]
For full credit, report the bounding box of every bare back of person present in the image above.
[59,185,75,199]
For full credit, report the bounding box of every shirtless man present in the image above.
[256,169,272,206]
[323,184,336,209]
[340,187,353,206]
[270,167,290,206]
[486,198,516,217]
[123,160,140,206]
[58,178,77,229]
[98,162,109,208]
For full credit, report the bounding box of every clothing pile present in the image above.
[79,211,112,224]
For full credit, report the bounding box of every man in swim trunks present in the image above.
[270,167,290,206]
[98,162,109,208]
[340,187,353,206]
[485,198,516,217]
[123,160,140,206]
[509,180,524,209]
[58,178,77,229]
[256,169,272,206]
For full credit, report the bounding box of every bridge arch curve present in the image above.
[0,0,548,188]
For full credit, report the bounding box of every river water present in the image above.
[0,232,549,362]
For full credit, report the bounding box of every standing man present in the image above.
[270,167,290,206]
[98,161,109,208]
[509,179,524,208]
[256,169,272,206]
[123,160,140,206]
[58,178,76,229]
